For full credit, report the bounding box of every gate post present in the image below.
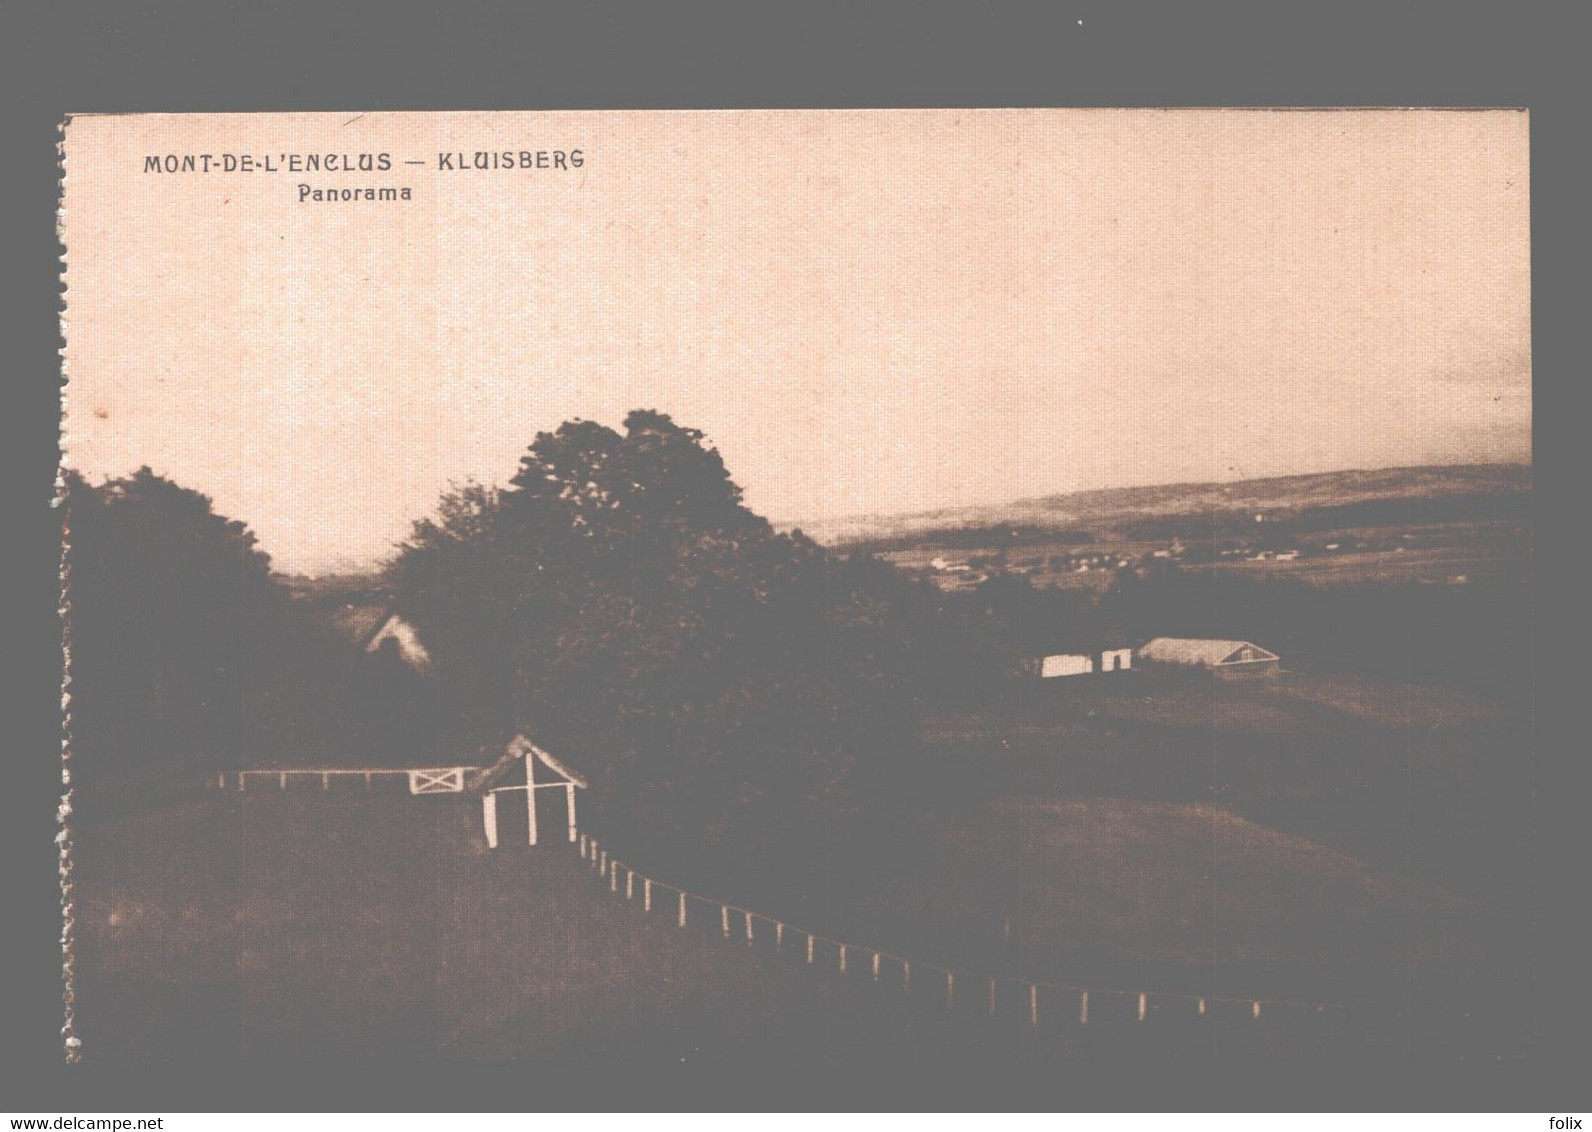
[525,755,538,846]
[482,792,499,849]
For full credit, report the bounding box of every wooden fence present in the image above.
[574,831,1336,1032]
[211,767,469,795]
[202,773,1344,1036]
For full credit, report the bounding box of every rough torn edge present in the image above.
[56,114,81,1064]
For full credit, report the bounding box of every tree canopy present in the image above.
[65,468,425,789]
[387,412,928,859]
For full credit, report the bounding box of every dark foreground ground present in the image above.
[70,757,1537,1107]
[885,670,1535,1035]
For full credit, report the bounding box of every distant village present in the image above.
[909,521,1480,593]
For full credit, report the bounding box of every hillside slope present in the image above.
[795,463,1531,548]
[70,789,1531,1113]
[72,791,962,1070]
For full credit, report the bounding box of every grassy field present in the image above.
[896,670,1534,1039]
[76,794,1362,1107]
[1016,798,1468,980]
[73,660,1533,1077]
[72,789,927,1067]
[915,671,1532,888]
[70,784,1530,1091]
[834,795,1479,990]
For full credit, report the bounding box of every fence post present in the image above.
[579,834,588,859]
[610,864,619,893]
[1137,993,1147,1022]
[745,911,754,946]
[989,978,997,1016]
[364,771,372,791]
[321,772,329,791]
[720,905,730,938]
[946,972,955,1009]
[599,849,607,876]
[903,962,911,991]
[1079,991,1089,1025]
[838,945,847,974]
[872,951,881,981]
[278,771,287,790]
[1198,997,1206,1016]
[1030,984,1039,1028]
[806,934,815,965]
[678,892,687,928]
[626,869,634,901]
[482,793,498,849]
[644,879,652,912]
[775,922,784,950]
[239,773,246,791]
[1252,1001,1262,1021]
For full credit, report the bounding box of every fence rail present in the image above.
[573,832,1334,1029]
[199,773,1339,1029]
[211,767,471,795]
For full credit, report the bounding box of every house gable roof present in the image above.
[329,602,396,649]
[1218,642,1279,664]
[472,734,589,792]
[1138,637,1279,666]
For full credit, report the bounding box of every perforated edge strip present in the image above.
[56,113,81,1065]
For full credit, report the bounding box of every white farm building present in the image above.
[1039,653,1094,678]
[1100,647,1132,672]
[1136,638,1280,681]
[1035,647,1135,679]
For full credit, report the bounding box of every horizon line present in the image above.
[272,457,1531,579]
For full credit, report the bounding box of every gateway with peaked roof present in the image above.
[1136,637,1280,681]
[473,734,589,848]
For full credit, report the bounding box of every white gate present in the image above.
[407,767,466,794]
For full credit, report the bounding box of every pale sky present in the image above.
[63,110,1530,574]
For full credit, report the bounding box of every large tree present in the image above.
[65,468,279,781]
[64,468,421,789]
[389,412,924,862]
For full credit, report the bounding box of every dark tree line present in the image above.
[900,560,1530,693]
[63,468,430,797]
[1101,563,1531,688]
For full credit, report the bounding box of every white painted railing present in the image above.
[575,832,1332,1028]
[211,767,470,795]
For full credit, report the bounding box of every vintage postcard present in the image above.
[58,110,1532,1086]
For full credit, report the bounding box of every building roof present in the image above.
[1036,645,1132,659]
[472,734,589,792]
[329,602,400,649]
[1138,637,1279,666]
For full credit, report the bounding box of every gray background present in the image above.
[2,0,1584,1111]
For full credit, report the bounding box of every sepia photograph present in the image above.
[54,106,1535,1104]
